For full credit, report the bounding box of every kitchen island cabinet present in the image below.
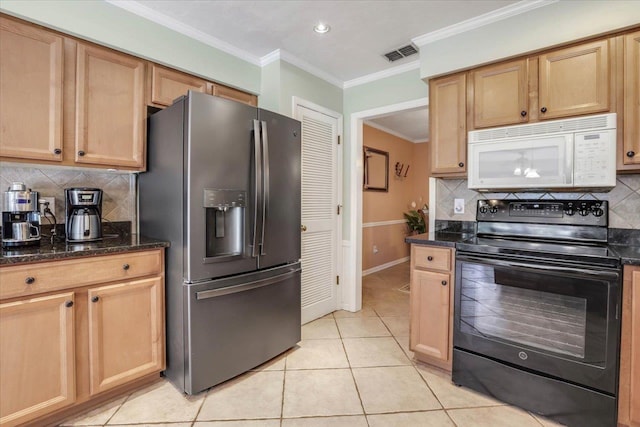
[619,265,640,427]
[409,244,455,371]
[0,248,165,427]
[623,30,640,170]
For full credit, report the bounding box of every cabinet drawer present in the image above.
[0,250,163,300]
[413,245,452,271]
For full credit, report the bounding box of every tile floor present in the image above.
[61,262,563,427]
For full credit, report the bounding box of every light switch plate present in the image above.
[454,198,464,214]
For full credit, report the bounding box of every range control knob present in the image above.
[564,209,575,216]
[479,206,488,214]
[489,207,498,214]
[578,209,589,216]
[593,208,604,217]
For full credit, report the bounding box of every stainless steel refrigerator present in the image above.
[139,91,301,394]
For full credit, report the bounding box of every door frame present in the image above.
[346,98,429,312]
[292,96,344,310]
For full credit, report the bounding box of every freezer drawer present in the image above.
[184,264,301,394]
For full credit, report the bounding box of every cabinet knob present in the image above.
[427,256,433,261]
[520,111,527,117]
[540,107,547,113]
[65,300,74,308]
[441,280,447,286]
[122,263,130,270]
[91,296,99,303]
[53,148,62,155]
[25,276,35,285]
[627,151,636,158]
[78,150,86,156]
[458,162,464,168]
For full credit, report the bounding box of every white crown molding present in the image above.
[260,50,281,67]
[343,60,420,89]
[412,0,559,47]
[363,120,426,144]
[270,49,344,88]
[105,0,262,66]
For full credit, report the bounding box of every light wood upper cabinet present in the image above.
[149,64,210,107]
[88,277,164,395]
[619,266,640,427]
[0,17,64,162]
[212,83,258,107]
[0,292,76,427]
[75,43,146,169]
[538,39,610,120]
[623,31,640,167]
[430,73,467,176]
[470,59,529,128]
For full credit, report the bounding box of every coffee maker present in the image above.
[2,182,41,247]
[65,188,103,242]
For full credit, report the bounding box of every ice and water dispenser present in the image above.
[204,189,246,260]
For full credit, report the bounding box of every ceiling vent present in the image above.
[383,44,418,62]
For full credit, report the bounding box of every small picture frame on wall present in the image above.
[363,146,389,192]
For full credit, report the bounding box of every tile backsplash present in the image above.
[0,165,136,226]
[435,174,640,229]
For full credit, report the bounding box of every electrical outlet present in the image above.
[38,197,55,224]
[454,198,465,214]
[373,245,379,254]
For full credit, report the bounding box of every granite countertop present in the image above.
[608,245,640,267]
[0,234,169,265]
[405,231,473,248]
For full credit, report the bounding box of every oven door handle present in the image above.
[456,254,620,279]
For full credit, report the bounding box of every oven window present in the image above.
[458,262,609,359]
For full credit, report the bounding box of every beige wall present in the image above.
[362,125,430,271]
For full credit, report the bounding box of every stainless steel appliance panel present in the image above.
[185,263,301,394]
[185,93,258,282]
[256,109,301,269]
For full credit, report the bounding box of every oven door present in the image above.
[454,253,620,394]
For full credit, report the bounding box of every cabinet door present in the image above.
[149,64,209,107]
[624,31,640,167]
[212,83,258,106]
[471,59,528,128]
[0,17,63,162]
[410,269,451,362]
[430,73,466,175]
[538,39,609,119]
[0,292,75,426]
[87,277,164,395]
[75,43,145,169]
[619,266,640,427]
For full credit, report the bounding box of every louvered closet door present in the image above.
[297,105,339,324]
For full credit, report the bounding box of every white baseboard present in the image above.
[362,256,410,276]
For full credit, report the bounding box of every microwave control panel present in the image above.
[574,130,616,187]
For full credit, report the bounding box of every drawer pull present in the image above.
[78,150,86,156]
[627,151,636,158]
[53,148,62,155]
[427,256,433,261]
[25,277,35,285]
[520,110,527,117]
[65,300,74,308]
[91,296,100,303]
[441,280,447,286]
[540,107,547,113]
[122,263,130,270]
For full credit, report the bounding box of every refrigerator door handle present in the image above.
[252,119,262,258]
[260,120,269,256]
[195,268,301,300]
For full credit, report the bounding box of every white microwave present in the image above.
[467,113,617,191]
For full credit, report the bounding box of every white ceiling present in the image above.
[109,0,524,142]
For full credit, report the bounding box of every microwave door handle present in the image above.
[252,119,262,258]
[260,120,269,256]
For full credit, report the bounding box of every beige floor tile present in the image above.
[367,410,456,427]
[286,339,349,369]
[195,421,280,426]
[281,415,368,427]
[302,318,340,339]
[335,317,391,338]
[417,365,504,409]
[107,381,204,424]
[342,337,411,367]
[367,298,410,317]
[283,369,363,417]
[112,424,191,427]
[395,335,416,361]
[532,413,567,426]
[352,366,441,414]
[60,396,127,426]
[197,371,283,421]
[447,406,543,427]
[250,350,288,371]
[380,316,410,337]
[333,307,377,318]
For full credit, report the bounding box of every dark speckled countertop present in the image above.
[0,234,169,265]
[405,231,472,248]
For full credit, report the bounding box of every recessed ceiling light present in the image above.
[313,23,330,34]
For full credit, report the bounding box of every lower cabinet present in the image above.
[0,249,165,427]
[409,244,455,371]
[619,265,640,427]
